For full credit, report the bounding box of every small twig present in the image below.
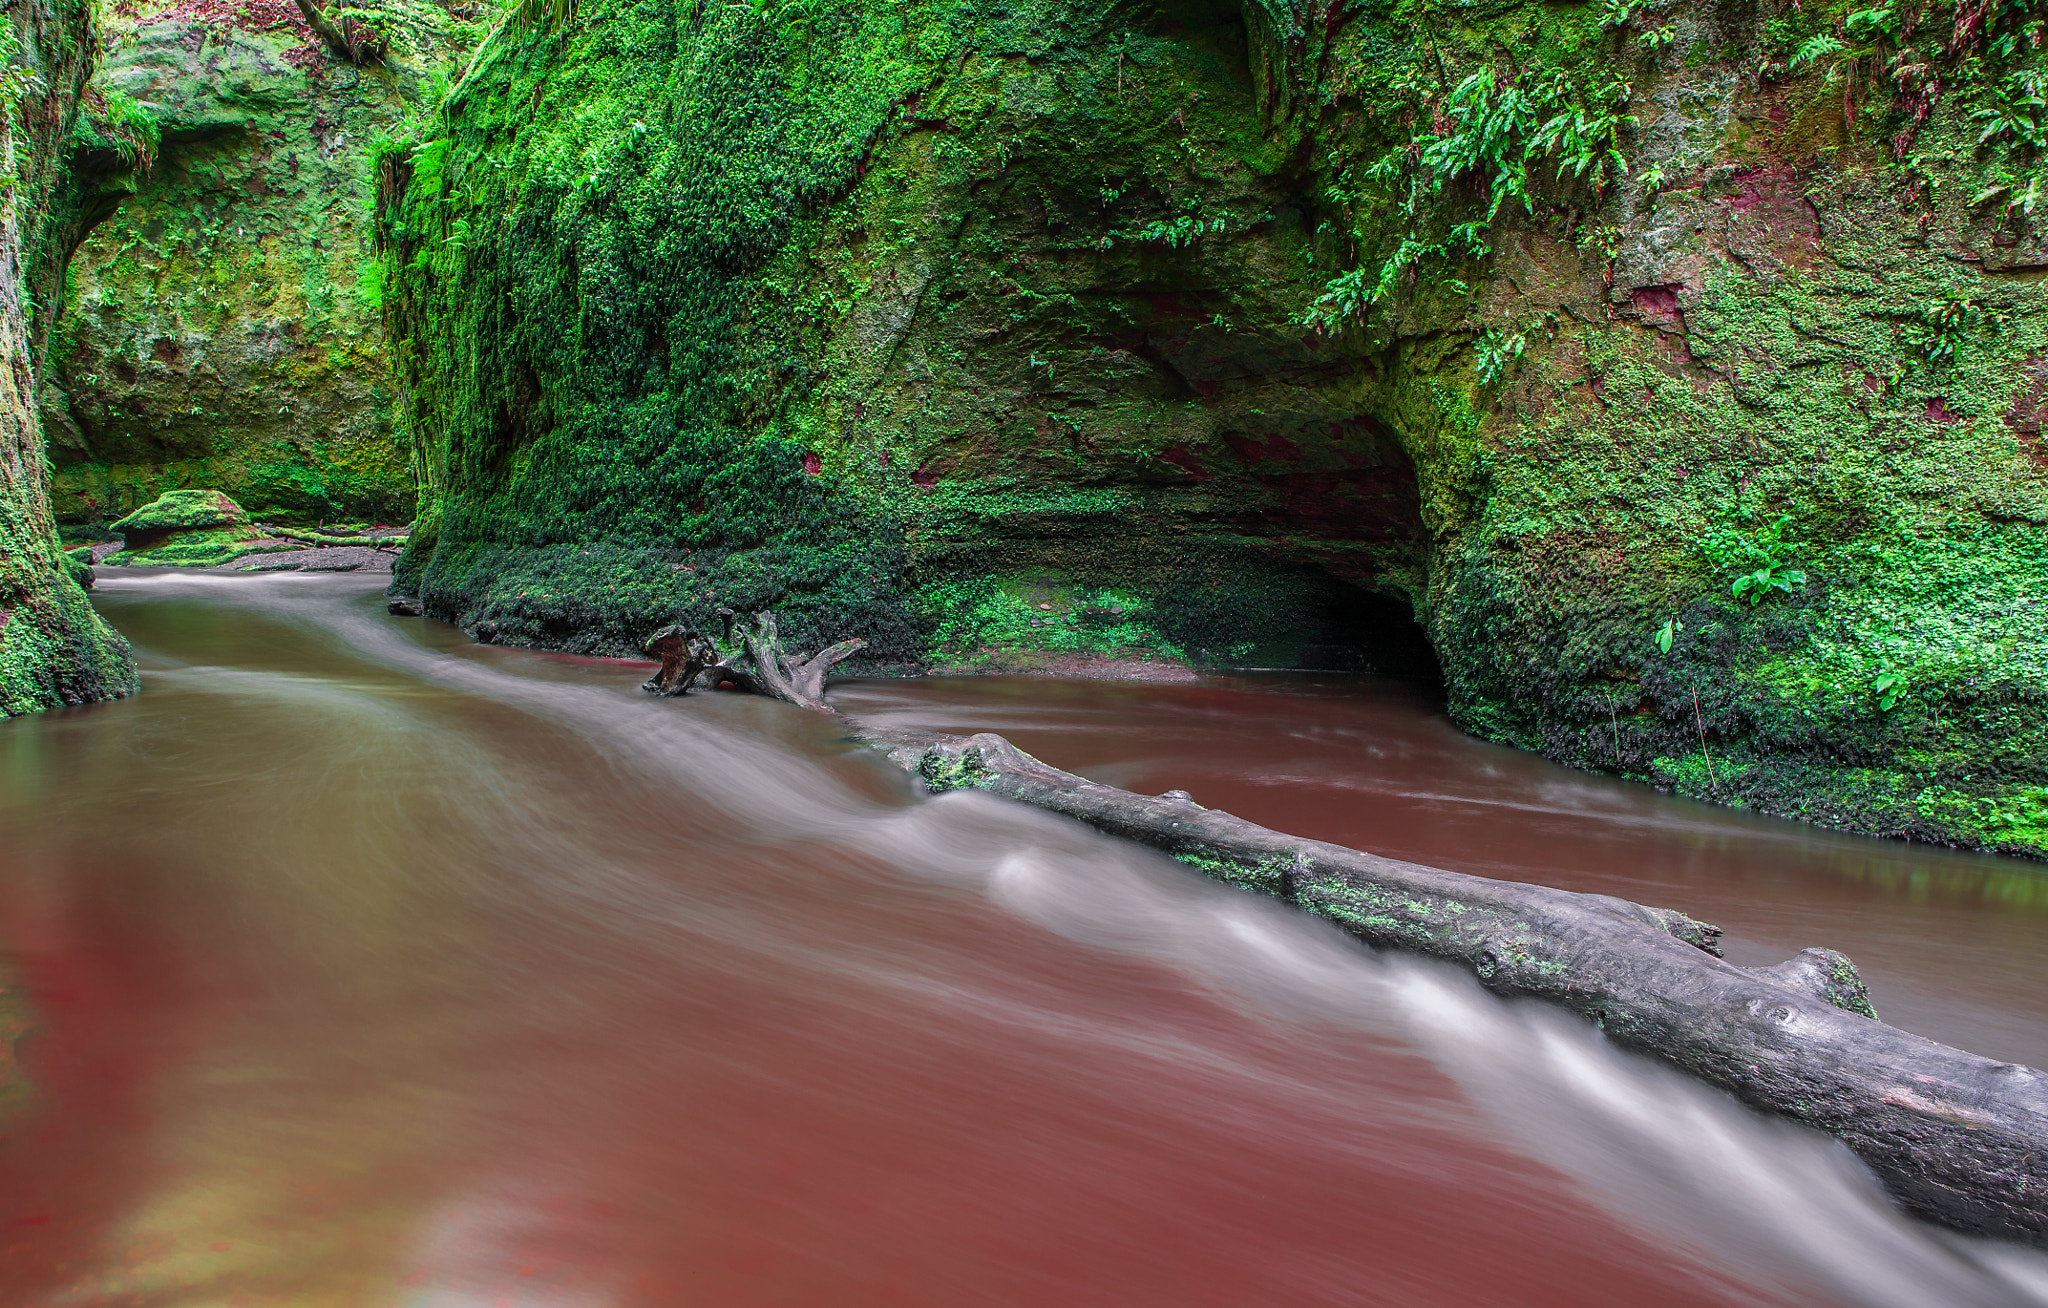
[1692,682,1720,795]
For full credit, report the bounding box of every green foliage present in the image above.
[1418,68,1636,213]
[1845,6,1899,43]
[512,0,576,31]
[353,260,386,312]
[1982,787,2048,843]
[76,83,160,172]
[1974,67,2048,146]
[1901,296,1987,371]
[1125,213,1228,248]
[1302,64,1635,329]
[1473,328,1526,386]
[1701,513,1809,606]
[915,576,1187,663]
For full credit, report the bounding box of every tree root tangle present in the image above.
[642,615,2048,1245]
[291,0,387,64]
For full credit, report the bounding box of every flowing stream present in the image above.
[3,572,2048,1307]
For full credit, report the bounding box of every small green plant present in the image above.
[1730,557,1808,604]
[1844,5,1899,43]
[1601,0,1643,30]
[1872,671,1904,712]
[1903,296,1985,370]
[1970,67,2047,146]
[1789,33,1848,70]
[1701,512,1809,606]
[1654,617,1680,653]
[513,0,576,30]
[1473,328,1527,385]
[1128,214,1226,248]
[1981,788,2048,840]
[1574,222,1627,260]
[88,84,161,172]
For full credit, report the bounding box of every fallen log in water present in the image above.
[259,524,407,551]
[642,614,2048,1244]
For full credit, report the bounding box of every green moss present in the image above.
[1,0,140,719]
[916,745,993,794]
[109,488,247,532]
[1171,849,1294,895]
[1824,954,1879,1020]
[377,0,2048,857]
[38,4,497,531]
[0,573,139,716]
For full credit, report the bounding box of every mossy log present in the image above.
[637,611,2048,1240]
[258,525,405,550]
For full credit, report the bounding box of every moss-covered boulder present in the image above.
[105,489,263,566]
[379,0,2048,857]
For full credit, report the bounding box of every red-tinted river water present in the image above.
[1,573,2045,1307]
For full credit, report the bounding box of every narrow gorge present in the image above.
[5,0,2048,1300]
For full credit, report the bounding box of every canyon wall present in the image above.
[39,1,493,534]
[0,0,137,716]
[381,0,2048,855]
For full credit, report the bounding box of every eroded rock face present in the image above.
[0,0,139,718]
[379,0,2048,855]
[39,5,488,532]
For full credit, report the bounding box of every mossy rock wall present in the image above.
[39,2,492,532]
[383,0,2048,856]
[0,0,139,718]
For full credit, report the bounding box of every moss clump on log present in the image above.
[103,490,262,566]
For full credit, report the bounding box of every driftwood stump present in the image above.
[641,609,861,711]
